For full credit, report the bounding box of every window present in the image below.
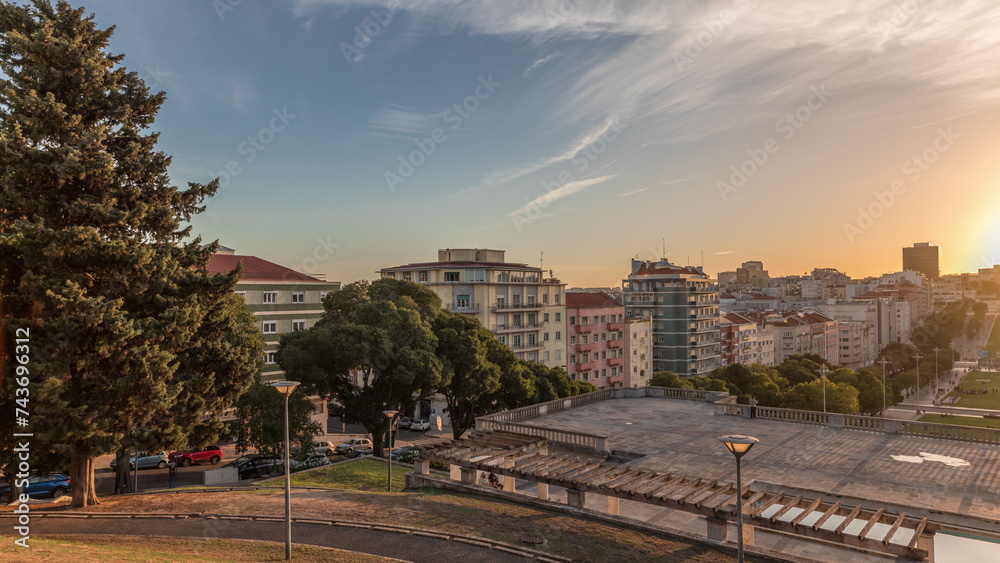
[544,351,550,361]
[582,353,589,362]
[235,291,247,301]
[555,331,561,341]
[445,272,460,282]
[497,335,507,345]
[544,332,550,342]
[581,335,589,344]
[262,321,278,334]
[555,294,560,305]
[601,333,607,342]
[419,271,429,282]
[527,334,537,346]
[569,335,576,345]
[601,315,606,323]
[555,313,561,322]
[292,291,305,303]
[555,350,562,360]
[292,320,306,331]
[320,291,329,301]
[466,270,485,282]
[402,272,412,281]
[263,291,277,304]
[456,294,471,308]
[570,316,576,326]
[570,354,576,364]
[602,369,606,377]
[601,351,607,359]
[543,313,550,322]
[543,294,549,304]
[264,351,278,364]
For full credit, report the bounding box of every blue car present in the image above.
[0,474,72,504]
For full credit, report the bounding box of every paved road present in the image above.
[1,515,535,562]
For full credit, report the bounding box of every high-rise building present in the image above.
[378,248,566,367]
[624,317,653,387]
[623,258,720,376]
[903,242,940,280]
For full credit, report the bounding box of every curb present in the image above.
[0,512,571,562]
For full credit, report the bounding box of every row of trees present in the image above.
[278,278,596,455]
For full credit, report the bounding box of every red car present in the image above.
[168,445,223,467]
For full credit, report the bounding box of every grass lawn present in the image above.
[943,371,1000,410]
[988,315,1000,356]
[260,458,407,492]
[917,414,1000,429]
[0,536,391,562]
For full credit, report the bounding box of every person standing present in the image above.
[749,396,758,419]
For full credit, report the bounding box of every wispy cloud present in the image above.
[510,174,616,216]
[662,174,701,186]
[484,119,620,187]
[369,104,440,136]
[616,187,648,197]
[523,52,560,77]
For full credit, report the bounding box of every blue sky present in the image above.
[83,0,1000,285]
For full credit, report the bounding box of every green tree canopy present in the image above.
[781,380,859,414]
[279,278,443,455]
[0,1,259,506]
[234,381,323,457]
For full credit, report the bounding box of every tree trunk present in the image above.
[114,449,131,494]
[70,454,100,507]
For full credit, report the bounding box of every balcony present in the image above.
[607,322,624,331]
[491,302,543,312]
[574,323,595,333]
[573,361,597,371]
[607,340,623,349]
[492,323,540,333]
[510,343,544,353]
[495,275,540,284]
[445,302,480,313]
[573,342,597,353]
[608,374,625,386]
[608,357,624,367]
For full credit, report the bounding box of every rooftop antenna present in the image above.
[540,251,544,273]
[662,238,665,260]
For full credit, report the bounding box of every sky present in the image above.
[80,0,1000,286]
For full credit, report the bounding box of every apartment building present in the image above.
[623,259,720,376]
[837,320,877,369]
[764,311,838,365]
[206,247,341,429]
[378,248,566,367]
[624,317,653,387]
[207,247,341,382]
[565,292,625,389]
[719,312,770,366]
[903,242,940,280]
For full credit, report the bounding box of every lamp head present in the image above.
[383,410,400,420]
[267,380,300,398]
[719,435,759,458]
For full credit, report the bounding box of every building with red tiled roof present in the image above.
[764,311,838,364]
[566,292,625,389]
[207,247,341,382]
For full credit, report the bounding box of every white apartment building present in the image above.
[379,248,566,368]
[624,317,653,387]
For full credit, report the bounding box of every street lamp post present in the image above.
[719,435,759,563]
[913,353,922,414]
[818,365,830,413]
[383,410,399,492]
[877,357,890,418]
[932,346,941,400]
[268,380,300,561]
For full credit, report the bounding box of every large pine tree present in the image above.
[0,1,260,506]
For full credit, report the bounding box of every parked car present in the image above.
[291,441,338,457]
[110,451,168,471]
[410,419,431,432]
[0,474,72,504]
[346,445,374,458]
[168,445,223,467]
[290,452,332,471]
[225,454,283,480]
[396,416,413,430]
[390,446,422,463]
[334,438,373,455]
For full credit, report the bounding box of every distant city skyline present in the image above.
[80,0,1000,286]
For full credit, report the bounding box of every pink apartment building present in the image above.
[566,292,626,389]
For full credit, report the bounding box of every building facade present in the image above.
[623,259,720,376]
[903,242,940,280]
[765,311,839,365]
[379,248,566,367]
[565,292,625,389]
[624,317,653,387]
